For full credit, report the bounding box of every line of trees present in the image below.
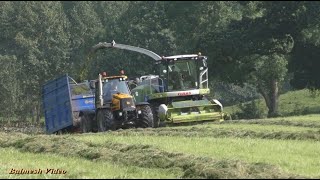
[1,1,320,122]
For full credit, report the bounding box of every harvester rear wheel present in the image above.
[97,109,116,132]
[138,105,154,128]
[80,114,92,133]
[150,104,160,128]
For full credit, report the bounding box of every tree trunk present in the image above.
[258,86,271,111]
[32,106,36,124]
[268,80,279,117]
[36,101,41,124]
[258,80,279,118]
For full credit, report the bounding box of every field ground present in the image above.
[1,114,320,179]
[0,148,178,179]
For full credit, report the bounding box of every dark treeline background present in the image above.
[1,1,320,122]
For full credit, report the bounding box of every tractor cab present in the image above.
[94,72,133,109]
[100,76,131,104]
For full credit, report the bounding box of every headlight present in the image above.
[119,112,123,116]
[138,110,142,114]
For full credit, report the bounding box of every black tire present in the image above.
[90,114,98,132]
[97,109,116,132]
[80,114,92,133]
[72,112,81,128]
[55,128,69,135]
[137,105,154,128]
[223,113,232,120]
[150,104,160,128]
[55,130,63,135]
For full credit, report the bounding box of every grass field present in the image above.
[225,89,320,117]
[1,114,320,179]
[0,148,179,179]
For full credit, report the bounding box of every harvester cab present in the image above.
[157,54,208,92]
[131,54,224,127]
[90,71,154,132]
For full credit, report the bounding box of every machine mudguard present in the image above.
[135,102,150,106]
[79,110,96,117]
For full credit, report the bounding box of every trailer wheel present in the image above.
[97,109,116,132]
[138,105,154,128]
[55,130,63,135]
[80,114,92,133]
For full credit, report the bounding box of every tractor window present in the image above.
[102,79,130,102]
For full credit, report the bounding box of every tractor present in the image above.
[80,71,154,132]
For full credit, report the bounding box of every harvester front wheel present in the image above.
[138,105,154,128]
[80,114,92,133]
[97,109,116,132]
[223,113,232,120]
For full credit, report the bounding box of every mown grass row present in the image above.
[73,114,320,178]
[77,133,320,178]
[223,114,320,128]
[2,114,320,178]
[100,124,320,141]
[102,114,320,141]
[0,147,177,179]
[0,132,303,179]
[177,123,318,132]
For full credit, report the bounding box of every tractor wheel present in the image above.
[80,114,92,133]
[138,105,154,128]
[97,109,116,132]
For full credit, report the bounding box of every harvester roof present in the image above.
[160,54,207,61]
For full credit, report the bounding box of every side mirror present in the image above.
[89,80,96,89]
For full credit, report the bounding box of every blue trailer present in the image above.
[42,74,95,134]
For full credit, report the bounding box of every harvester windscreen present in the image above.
[102,79,130,102]
[165,61,198,91]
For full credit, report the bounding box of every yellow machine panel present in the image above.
[111,98,120,111]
